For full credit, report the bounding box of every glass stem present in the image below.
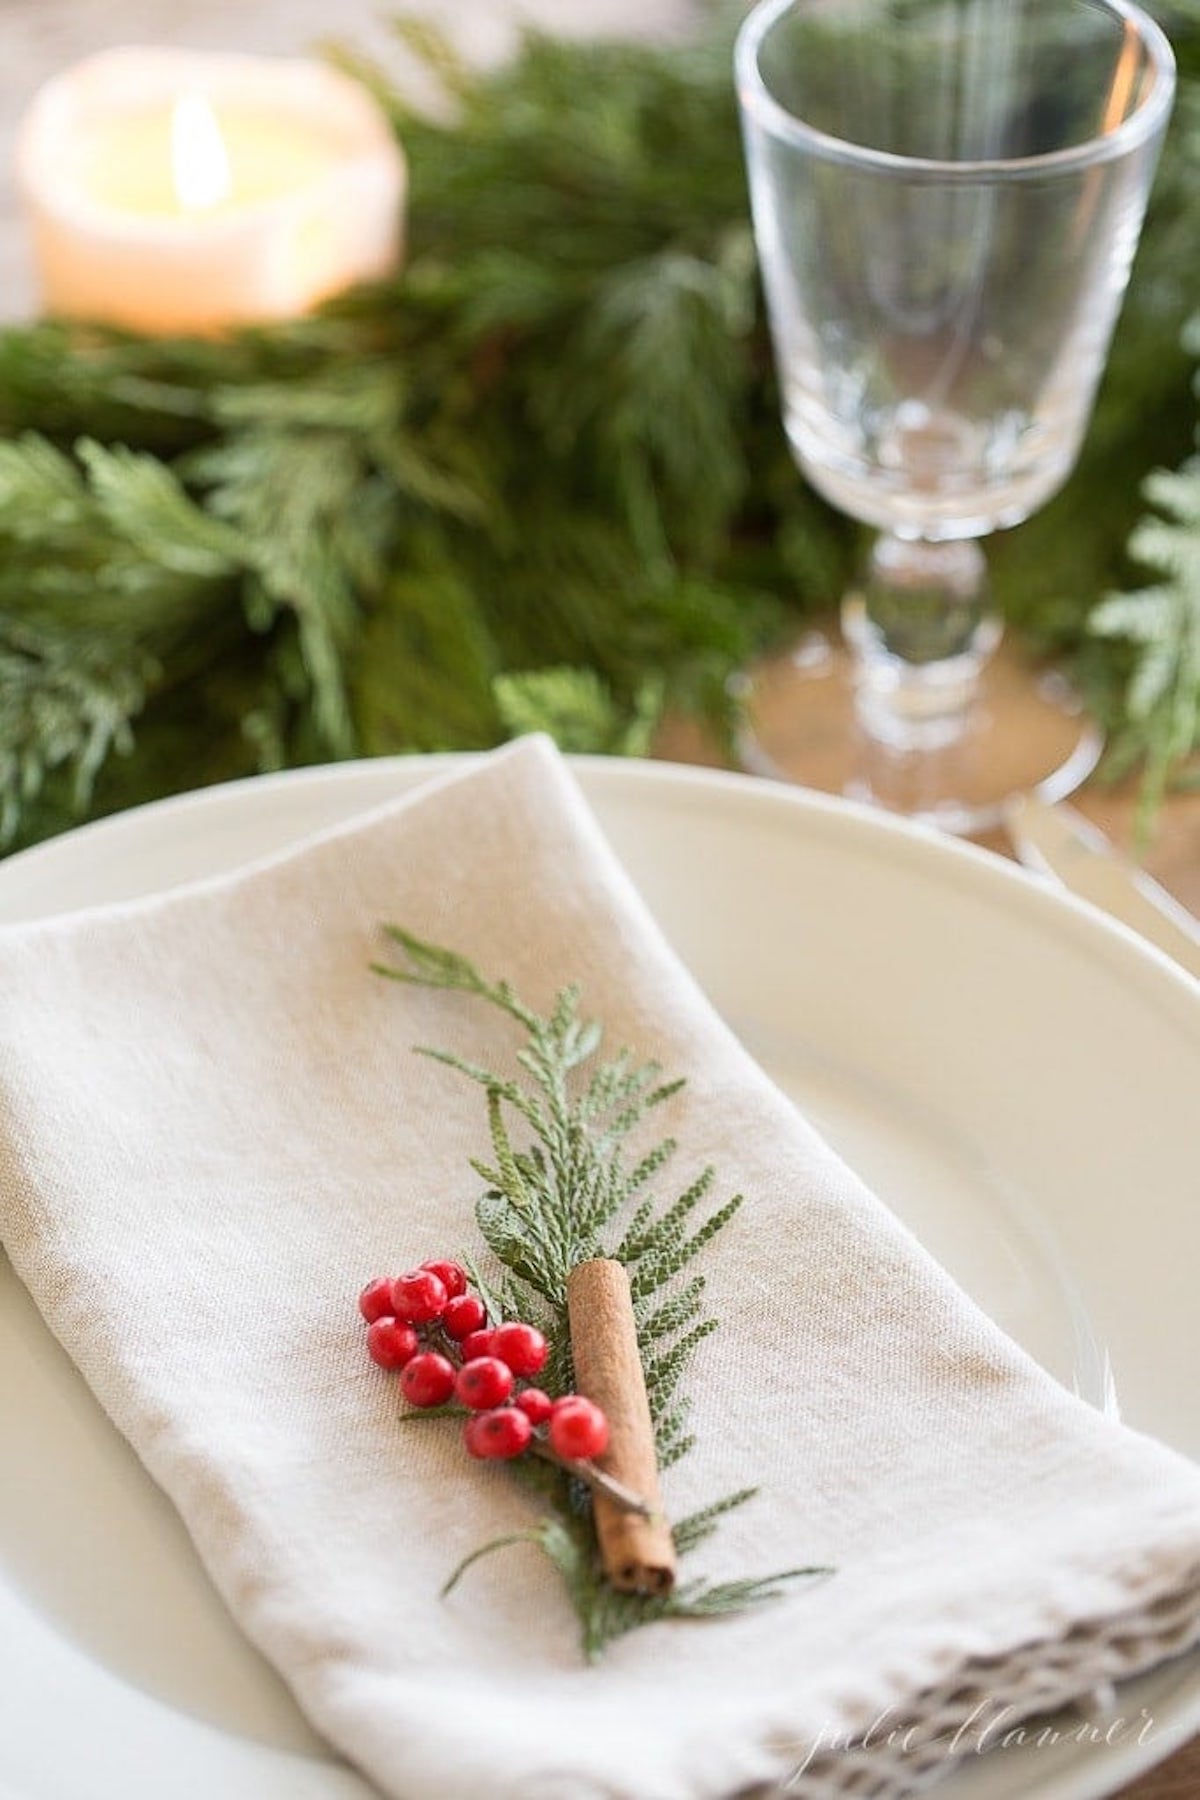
[841,532,1001,753]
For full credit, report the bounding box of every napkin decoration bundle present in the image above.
[1,737,1199,1800]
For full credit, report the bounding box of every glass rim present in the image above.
[735,0,1177,182]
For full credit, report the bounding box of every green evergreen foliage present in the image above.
[0,4,1196,849]
[1092,441,1200,831]
[375,929,825,1656]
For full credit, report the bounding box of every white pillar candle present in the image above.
[15,48,407,335]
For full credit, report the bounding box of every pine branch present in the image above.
[376,929,814,1654]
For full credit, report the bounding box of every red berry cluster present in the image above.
[358,1260,609,1465]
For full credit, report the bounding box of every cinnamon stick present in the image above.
[565,1257,676,1595]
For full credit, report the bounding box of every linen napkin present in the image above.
[1,735,1198,1800]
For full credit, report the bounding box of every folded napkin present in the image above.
[2,736,1198,1800]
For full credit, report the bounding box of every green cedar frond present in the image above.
[0,435,88,538]
[626,1138,678,1192]
[377,930,817,1653]
[411,1050,525,1105]
[614,1196,655,1261]
[446,1513,822,1660]
[621,1165,717,1263]
[76,440,246,578]
[475,1191,550,1286]
[455,1510,809,1663]
[484,1087,539,1219]
[537,247,755,566]
[667,1569,831,1617]
[493,667,663,755]
[637,1275,707,1347]
[643,1320,720,1420]
[1091,446,1200,835]
[0,618,149,844]
[580,1056,681,1135]
[461,1254,509,1330]
[643,1077,689,1110]
[440,1531,547,1598]
[378,927,539,1027]
[629,1194,745,1302]
[659,1440,698,1471]
[672,1487,759,1553]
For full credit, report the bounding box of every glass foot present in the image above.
[732,628,1102,837]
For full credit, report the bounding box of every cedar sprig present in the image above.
[462,1512,825,1664]
[1089,333,1200,839]
[375,927,732,1320]
[376,926,825,1655]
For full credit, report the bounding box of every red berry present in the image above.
[455,1356,514,1411]
[358,1277,394,1324]
[514,1387,553,1426]
[390,1269,448,1324]
[490,1321,548,1377]
[459,1329,494,1363]
[366,1318,419,1369]
[442,1294,487,1340]
[421,1260,468,1300]
[399,1352,456,1408]
[548,1395,609,1461]
[464,1407,533,1460]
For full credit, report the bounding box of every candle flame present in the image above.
[170,92,231,212]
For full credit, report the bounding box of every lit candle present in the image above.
[15,48,407,335]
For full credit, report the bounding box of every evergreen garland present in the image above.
[0,2,1197,852]
[377,928,822,1659]
[1092,429,1200,830]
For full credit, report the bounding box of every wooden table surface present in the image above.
[0,0,1196,1794]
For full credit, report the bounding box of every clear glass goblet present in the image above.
[735,0,1175,833]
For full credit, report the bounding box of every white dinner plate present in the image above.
[0,755,1197,1800]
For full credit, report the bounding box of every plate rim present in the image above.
[4,751,1198,1025]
